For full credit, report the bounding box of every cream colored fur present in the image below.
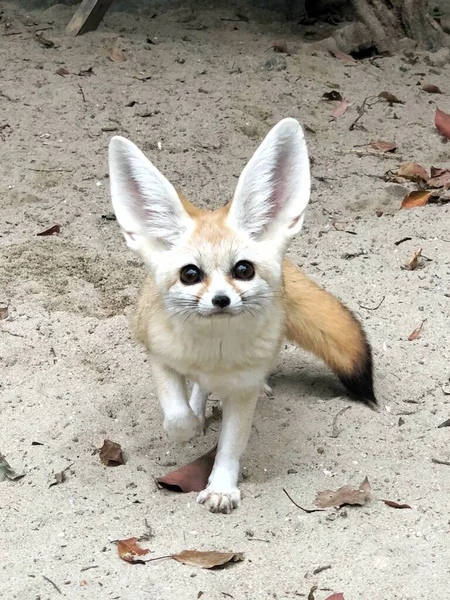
[109,118,311,513]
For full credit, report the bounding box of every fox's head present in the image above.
[108,118,310,324]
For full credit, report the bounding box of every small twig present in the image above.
[80,565,99,572]
[282,489,325,513]
[349,95,380,131]
[78,84,86,103]
[312,564,332,575]
[247,537,271,543]
[0,327,25,338]
[2,25,54,36]
[330,406,350,438]
[359,295,385,311]
[28,167,73,173]
[431,458,450,466]
[43,575,61,594]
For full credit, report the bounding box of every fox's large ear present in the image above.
[108,136,192,251]
[227,118,310,244]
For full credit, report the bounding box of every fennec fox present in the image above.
[108,118,376,514]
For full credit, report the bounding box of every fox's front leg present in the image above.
[197,389,259,514]
[152,362,203,444]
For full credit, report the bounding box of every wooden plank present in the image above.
[65,0,114,36]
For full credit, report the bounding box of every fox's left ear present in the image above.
[227,118,310,245]
[108,136,192,252]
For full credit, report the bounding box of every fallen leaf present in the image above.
[322,90,342,101]
[332,99,349,118]
[37,224,61,236]
[109,47,126,63]
[378,91,403,104]
[437,418,450,428]
[0,306,8,320]
[427,167,450,188]
[0,453,24,482]
[422,84,442,94]
[333,50,354,62]
[397,162,429,181]
[270,40,289,54]
[117,537,150,563]
[435,106,450,140]
[401,190,432,209]
[49,463,73,488]
[371,140,397,153]
[80,580,88,586]
[408,319,426,341]
[314,477,371,508]
[156,446,216,493]
[56,67,70,76]
[133,73,152,81]
[99,440,125,466]
[171,550,244,569]
[78,67,94,76]
[35,32,55,47]
[325,594,345,600]
[381,499,412,509]
[403,247,422,270]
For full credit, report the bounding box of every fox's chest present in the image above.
[149,314,283,392]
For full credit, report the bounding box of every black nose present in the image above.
[212,294,231,309]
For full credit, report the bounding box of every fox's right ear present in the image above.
[108,136,193,251]
[227,118,310,248]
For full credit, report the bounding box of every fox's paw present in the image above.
[164,412,203,445]
[197,486,241,514]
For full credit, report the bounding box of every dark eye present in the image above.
[232,260,255,281]
[180,264,203,285]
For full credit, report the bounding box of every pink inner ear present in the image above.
[288,214,302,229]
[266,150,290,220]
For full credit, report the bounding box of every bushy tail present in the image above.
[282,260,377,407]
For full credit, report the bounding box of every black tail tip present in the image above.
[338,345,377,409]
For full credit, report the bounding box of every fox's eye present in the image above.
[232,260,255,281]
[180,264,203,285]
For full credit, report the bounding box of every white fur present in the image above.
[108,118,311,513]
[227,117,310,253]
[108,136,194,251]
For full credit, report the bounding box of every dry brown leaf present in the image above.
[171,550,244,569]
[117,537,150,563]
[325,595,345,600]
[408,320,425,341]
[371,140,397,153]
[422,84,442,94]
[333,50,354,62]
[270,40,289,54]
[0,306,8,320]
[401,190,432,209]
[435,106,450,140]
[427,167,450,189]
[37,224,61,236]
[156,446,216,493]
[109,47,126,63]
[397,162,429,181]
[403,248,422,271]
[0,453,25,482]
[314,477,371,508]
[56,67,70,76]
[378,91,403,104]
[35,32,55,48]
[322,90,342,101]
[382,499,412,509]
[99,439,125,466]
[332,99,349,118]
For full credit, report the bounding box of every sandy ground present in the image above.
[1,2,450,599]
